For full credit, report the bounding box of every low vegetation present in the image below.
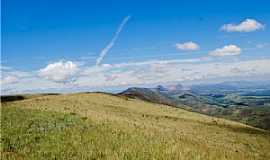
[1,93,270,159]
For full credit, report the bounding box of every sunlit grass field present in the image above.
[1,93,270,159]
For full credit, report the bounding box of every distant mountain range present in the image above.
[119,81,270,130]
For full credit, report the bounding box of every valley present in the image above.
[119,81,270,130]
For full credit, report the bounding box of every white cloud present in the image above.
[2,58,270,94]
[221,19,265,32]
[0,65,12,71]
[75,58,270,88]
[39,61,79,83]
[1,75,19,85]
[101,58,202,68]
[256,43,269,49]
[175,41,200,51]
[209,45,241,56]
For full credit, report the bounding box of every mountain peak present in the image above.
[155,85,169,92]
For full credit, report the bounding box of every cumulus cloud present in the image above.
[221,19,265,32]
[209,45,241,56]
[175,41,200,51]
[39,61,79,83]
[96,16,131,65]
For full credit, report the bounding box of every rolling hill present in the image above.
[119,84,270,131]
[1,93,270,160]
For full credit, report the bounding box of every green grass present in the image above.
[1,93,270,159]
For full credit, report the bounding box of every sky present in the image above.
[1,0,270,94]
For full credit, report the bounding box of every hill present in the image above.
[118,87,174,105]
[119,85,270,130]
[1,93,270,159]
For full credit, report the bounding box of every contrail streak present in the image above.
[96,16,131,65]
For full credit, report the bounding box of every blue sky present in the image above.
[1,0,270,94]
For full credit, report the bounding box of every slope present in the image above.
[1,93,270,160]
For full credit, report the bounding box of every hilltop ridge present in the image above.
[2,92,270,159]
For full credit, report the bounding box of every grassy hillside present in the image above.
[1,93,270,160]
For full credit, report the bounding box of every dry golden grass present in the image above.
[1,93,270,159]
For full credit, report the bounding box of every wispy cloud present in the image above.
[96,16,131,66]
[175,41,200,51]
[256,43,270,49]
[77,58,270,88]
[101,58,203,68]
[1,75,19,85]
[2,58,270,94]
